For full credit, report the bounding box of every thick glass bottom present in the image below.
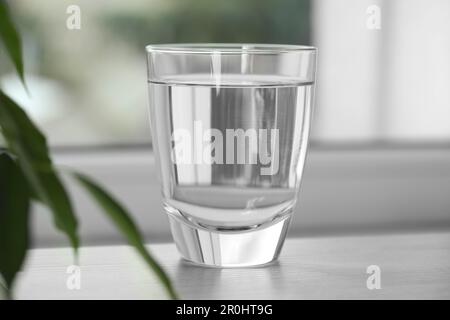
[167,212,291,267]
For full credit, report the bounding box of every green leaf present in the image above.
[73,172,178,299]
[0,279,8,300]
[0,0,27,88]
[0,153,30,298]
[0,90,79,252]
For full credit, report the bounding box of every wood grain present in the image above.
[14,231,450,299]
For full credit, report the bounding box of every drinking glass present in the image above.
[146,44,317,267]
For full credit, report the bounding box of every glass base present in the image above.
[168,214,291,267]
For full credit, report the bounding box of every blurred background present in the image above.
[1,0,450,247]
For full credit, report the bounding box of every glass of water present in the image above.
[146,44,317,267]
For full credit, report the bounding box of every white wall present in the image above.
[311,0,450,142]
[312,0,384,141]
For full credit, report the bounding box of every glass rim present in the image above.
[145,43,317,54]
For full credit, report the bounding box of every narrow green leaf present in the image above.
[0,278,9,300]
[0,90,79,252]
[73,172,178,299]
[0,0,27,89]
[0,153,30,297]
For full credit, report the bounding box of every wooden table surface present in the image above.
[14,231,450,300]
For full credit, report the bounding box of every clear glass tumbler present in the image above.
[146,44,317,267]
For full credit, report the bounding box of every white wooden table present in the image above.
[15,231,450,299]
